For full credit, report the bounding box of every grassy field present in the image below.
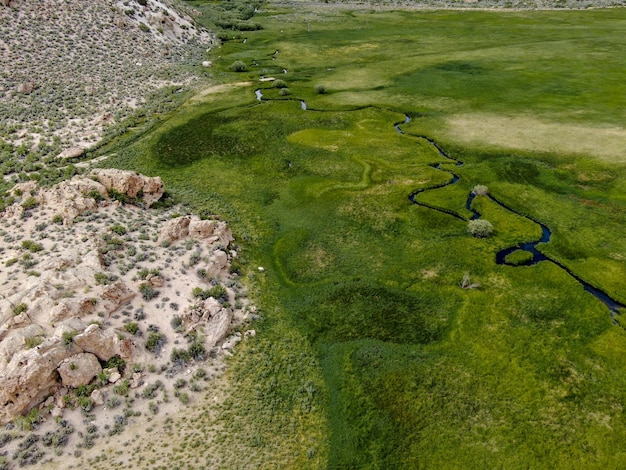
[99,4,626,468]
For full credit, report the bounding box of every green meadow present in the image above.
[100,4,626,468]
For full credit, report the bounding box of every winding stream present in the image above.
[396,115,624,320]
[254,89,624,319]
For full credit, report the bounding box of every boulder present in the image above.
[17,82,35,94]
[91,169,164,207]
[90,389,105,406]
[73,323,135,362]
[100,281,135,314]
[57,147,85,160]
[0,338,78,425]
[57,353,102,388]
[188,219,215,238]
[204,308,233,348]
[160,216,190,242]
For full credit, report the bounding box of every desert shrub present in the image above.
[86,190,104,201]
[5,258,17,267]
[145,331,166,354]
[62,330,78,346]
[138,23,150,33]
[24,336,43,349]
[189,252,201,266]
[188,339,207,361]
[12,303,27,315]
[21,240,43,252]
[171,315,183,331]
[52,214,63,224]
[273,79,287,89]
[21,196,38,210]
[110,224,127,235]
[207,285,228,302]
[142,380,164,399]
[229,60,247,72]
[468,219,494,238]
[171,348,191,365]
[124,322,140,335]
[104,355,126,373]
[113,379,130,396]
[108,188,127,204]
[192,286,205,299]
[139,282,158,300]
[94,272,117,285]
[315,84,327,94]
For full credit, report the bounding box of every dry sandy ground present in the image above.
[0,175,257,469]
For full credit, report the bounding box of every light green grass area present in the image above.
[98,4,626,467]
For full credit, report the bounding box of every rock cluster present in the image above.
[0,170,249,425]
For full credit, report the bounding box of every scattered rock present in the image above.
[16,82,35,94]
[90,388,105,406]
[57,146,85,160]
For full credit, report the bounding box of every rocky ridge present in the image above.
[0,170,254,429]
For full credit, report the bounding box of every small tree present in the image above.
[468,219,493,238]
[472,184,489,196]
[315,84,326,94]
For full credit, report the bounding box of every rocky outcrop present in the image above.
[0,337,75,424]
[205,308,233,348]
[161,216,191,242]
[73,323,137,362]
[160,216,233,247]
[0,319,137,425]
[100,281,136,315]
[91,169,164,207]
[58,353,102,388]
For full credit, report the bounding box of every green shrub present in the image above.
[139,282,158,300]
[12,303,27,315]
[110,224,127,235]
[86,190,104,201]
[108,188,127,203]
[279,88,291,96]
[124,322,140,335]
[62,330,79,346]
[5,258,18,267]
[145,331,166,354]
[24,336,43,349]
[273,79,287,89]
[468,219,494,238]
[188,339,207,361]
[229,60,247,72]
[104,355,127,373]
[52,214,63,224]
[21,196,38,210]
[21,240,43,252]
[138,23,150,33]
[171,348,191,365]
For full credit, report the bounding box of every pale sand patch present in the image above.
[188,81,253,104]
[445,113,626,162]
